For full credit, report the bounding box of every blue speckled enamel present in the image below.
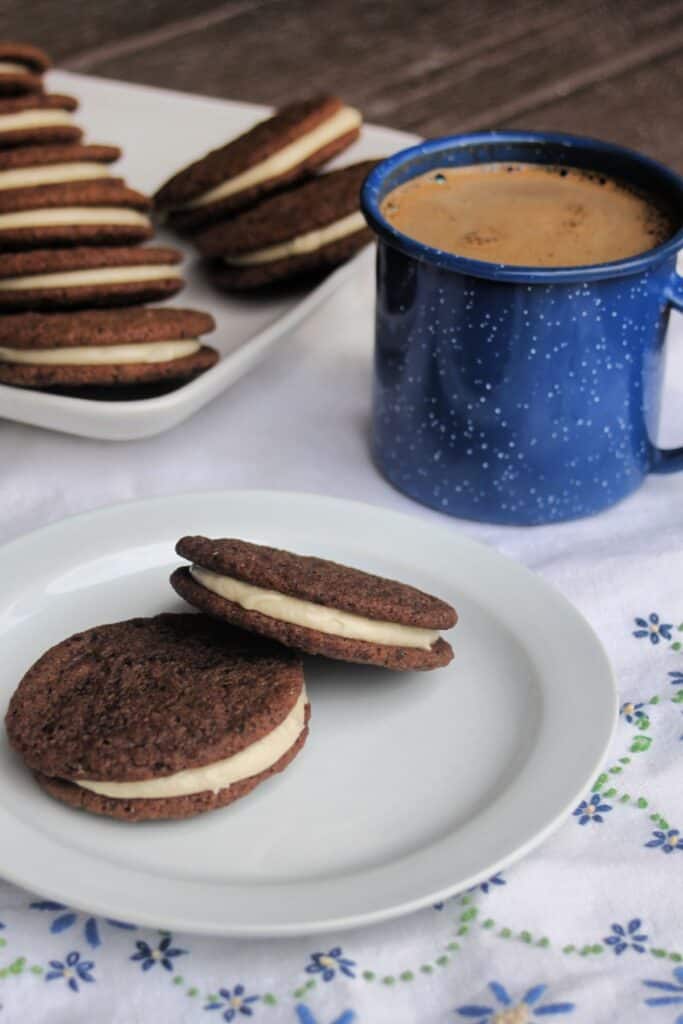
[362,132,683,525]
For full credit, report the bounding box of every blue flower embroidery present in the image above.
[573,793,612,825]
[205,985,259,1020]
[45,950,95,992]
[295,1005,356,1024]
[306,948,355,982]
[634,614,673,645]
[646,829,683,854]
[643,965,683,1021]
[457,981,574,1019]
[30,900,135,947]
[621,701,647,724]
[670,672,683,686]
[604,919,648,955]
[475,873,506,894]
[130,934,186,971]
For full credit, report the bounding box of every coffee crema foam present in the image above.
[380,162,675,268]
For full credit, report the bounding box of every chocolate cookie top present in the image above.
[0,92,77,115]
[5,613,304,782]
[0,42,50,72]
[196,160,375,259]
[0,306,215,349]
[176,536,457,629]
[0,180,149,214]
[0,245,181,279]
[0,143,121,171]
[155,96,351,211]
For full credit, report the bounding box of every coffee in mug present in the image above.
[380,163,675,268]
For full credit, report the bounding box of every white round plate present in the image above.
[0,491,616,936]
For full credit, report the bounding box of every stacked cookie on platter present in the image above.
[5,537,457,823]
[155,96,377,291]
[0,40,218,394]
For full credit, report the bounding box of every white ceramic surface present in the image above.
[0,491,617,936]
[0,72,412,441]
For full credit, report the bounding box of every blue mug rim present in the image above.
[361,130,683,284]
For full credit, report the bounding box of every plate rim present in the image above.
[0,490,618,936]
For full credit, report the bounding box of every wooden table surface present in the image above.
[4,0,683,170]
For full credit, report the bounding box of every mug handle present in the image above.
[651,271,683,473]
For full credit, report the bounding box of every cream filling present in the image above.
[190,565,440,650]
[0,162,113,190]
[0,207,151,230]
[0,264,181,291]
[0,339,200,366]
[183,104,362,210]
[75,687,308,798]
[226,210,367,266]
[0,109,75,133]
[0,62,30,74]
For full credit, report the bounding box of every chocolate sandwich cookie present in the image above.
[0,180,152,249]
[155,95,362,231]
[196,160,375,290]
[0,144,121,191]
[0,42,50,96]
[5,613,309,821]
[0,246,184,310]
[0,306,218,389]
[171,536,457,670]
[0,93,80,148]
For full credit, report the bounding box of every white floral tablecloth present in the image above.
[0,271,682,1024]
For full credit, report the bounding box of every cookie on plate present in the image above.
[0,143,121,191]
[0,93,80,148]
[0,180,153,249]
[155,95,362,231]
[0,41,50,96]
[5,613,309,821]
[195,160,375,290]
[0,245,184,310]
[171,536,457,670]
[0,306,218,389]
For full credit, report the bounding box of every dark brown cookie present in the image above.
[171,567,453,670]
[0,144,121,191]
[0,305,214,348]
[0,93,81,147]
[0,346,218,388]
[0,245,183,310]
[209,230,372,291]
[155,95,361,230]
[171,536,457,670]
[0,306,218,389]
[0,180,152,248]
[0,42,50,95]
[35,711,310,822]
[6,613,308,821]
[196,161,375,290]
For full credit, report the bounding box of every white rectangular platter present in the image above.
[0,71,414,441]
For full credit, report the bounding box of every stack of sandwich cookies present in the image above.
[171,536,457,670]
[0,42,50,96]
[0,144,121,191]
[0,93,80,148]
[0,180,152,249]
[0,40,221,394]
[196,160,376,290]
[5,614,309,821]
[154,95,362,232]
[0,307,218,388]
[0,246,184,309]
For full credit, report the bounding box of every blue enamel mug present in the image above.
[361,131,683,525]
